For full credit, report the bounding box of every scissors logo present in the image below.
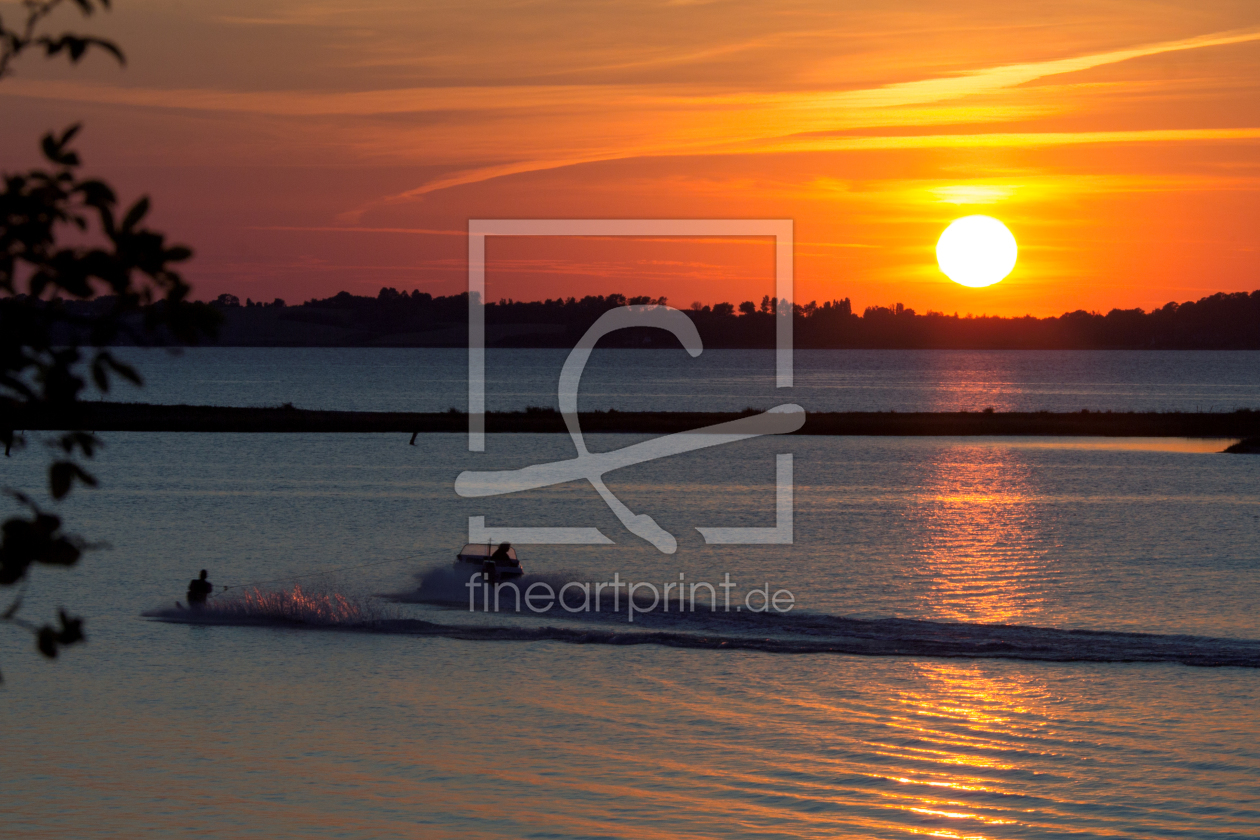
[456,305,803,553]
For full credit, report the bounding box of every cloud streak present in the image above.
[358,25,1260,201]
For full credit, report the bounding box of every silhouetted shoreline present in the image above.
[11,402,1260,438]
[43,287,1260,349]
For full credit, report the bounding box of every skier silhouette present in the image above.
[186,569,213,608]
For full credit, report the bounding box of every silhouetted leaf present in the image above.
[56,432,101,459]
[49,463,73,500]
[40,127,81,166]
[56,610,85,646]
[121,196,148,231]
[59,122,82,146]
[36,34,123,66]
[37,626,58,657]
[2,591,23,620]
[35,612,86,658]
[77,184,114,213]
[91,355,109,391]
[97,351,140,387]
[49,461,95,500]
[0,429,22,457]
[88,37,123,65]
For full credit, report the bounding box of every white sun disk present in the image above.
[936,216,1018,288]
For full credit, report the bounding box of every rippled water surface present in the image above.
[104,347,1260,412]
[3,421,1259,838]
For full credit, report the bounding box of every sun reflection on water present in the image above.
[907,444,1054,625]
[857,660,1056,837]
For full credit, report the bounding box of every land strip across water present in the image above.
[7,403,1260,439]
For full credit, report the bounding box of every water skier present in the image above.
[186,569,213,609]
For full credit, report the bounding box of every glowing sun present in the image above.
[936,215,1018,288]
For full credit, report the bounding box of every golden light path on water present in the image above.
[908,444,1052,625]
[513,650,1215,839]
[870,662,1055,839]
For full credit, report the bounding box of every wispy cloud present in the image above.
[354,25,1260,202]
[744,127,1260,155]
[815,27,1260,110]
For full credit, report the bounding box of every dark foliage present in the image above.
[1,0,219,676]
[0,0,123,81]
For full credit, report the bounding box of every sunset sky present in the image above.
[3,0,1259,315]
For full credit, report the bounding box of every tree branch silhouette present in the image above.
[1,0,219,679]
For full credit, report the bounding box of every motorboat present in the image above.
[454,542,525,579]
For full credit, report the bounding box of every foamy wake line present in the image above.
[144,584,388,627]
[147,590,1260,667]
[356,617,1260,668]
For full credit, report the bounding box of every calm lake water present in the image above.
[103,347,1260,413]
[4,349,1260,838]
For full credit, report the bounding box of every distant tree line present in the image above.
[45,286,1260,349]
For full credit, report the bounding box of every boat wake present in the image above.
[144,584,391,627]
[367,615,1260,667]
[148,581,1260,667]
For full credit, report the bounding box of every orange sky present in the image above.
[3,0,1259,315]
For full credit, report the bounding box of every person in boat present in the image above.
[186,569,213,608]
[490,542,519,568]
